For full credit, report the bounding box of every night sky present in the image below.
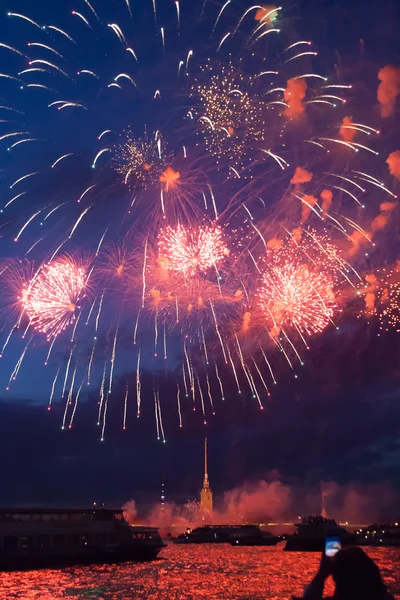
[0,0,399,516]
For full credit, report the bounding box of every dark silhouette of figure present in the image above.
[302,547,394,600]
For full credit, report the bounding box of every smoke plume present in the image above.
[377,65,400,117]
[339,116,356,142]
[386,150,400,180]
[320,189,333,214]
[291,167,313,186]
[123,478,397,536]
[284,78,307,119]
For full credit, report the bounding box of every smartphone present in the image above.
[325,536,341,558]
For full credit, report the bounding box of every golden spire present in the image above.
[203,437,209,488]
[200,436,213,516]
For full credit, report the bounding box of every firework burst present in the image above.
[22,256,88,339]
[113,131,166,189]
[158,223,228,277]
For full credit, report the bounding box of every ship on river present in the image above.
[356,522,400,547]
[0,508,165,571]
[174,524,279,545]
[285,515,355,552]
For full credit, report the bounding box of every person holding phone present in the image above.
[301,545,395,600]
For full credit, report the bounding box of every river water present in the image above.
[1,544,399,599]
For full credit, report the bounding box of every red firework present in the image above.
[257,245,338,336]
[22,256,88,339]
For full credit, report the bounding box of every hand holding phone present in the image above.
[325,536,341,558]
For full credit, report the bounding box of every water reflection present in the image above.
[1,544,399,599]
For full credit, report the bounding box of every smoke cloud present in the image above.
[301,195,318,224]
[284,78,307,119]
[291,167,313,186]
[386,150,400,180]
[339,116,356,143]
[320,189,333,214]
[377,65,400,117]
[123,478,397,536]
[364,291,376,312]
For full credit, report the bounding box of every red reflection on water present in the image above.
[0,545,399,599]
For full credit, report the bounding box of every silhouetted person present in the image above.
[302,547,394,600]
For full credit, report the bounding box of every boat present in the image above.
[0,508,165,571]
[174,524,271,544]
[230,525,280,546]
[356,522,400,547]
[285,515,355,552]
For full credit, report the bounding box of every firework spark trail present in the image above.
[7,337,32,388]
[62,362,77,430]
[214,362,225,400]
[97,361,107,425]
[154,312,159,356]
[183,341,192,398]
[61,345,75,399]
[123,384,129,430]
[69,379,84,429]
[133,311,140,345]
[46,25,77,44]
[142,239,148,308]
[26,237,45,256]
[227,347,241,394]
[101,394,109,441]
[71,310,82,342]
[196,373,207,424]
[205,370,215,414]
[95,291,105,333]
[163,324,167,360]
[108,324,119,393]
[87,340,96,385]
[15,209,42,242]
[212,0,231,34]
[48,366,61,409]
[69,205,92,239]
[45,336,57,365]
[154,388,160,439]
[235,332,260,402]
[157,389,165,441]
[86,297,97,326]
[201,324,209,363]
[210,301,227,363]
[251,357,270,396]
[180,363,188,398]
[1,323,17,357]
[176,383,183,427]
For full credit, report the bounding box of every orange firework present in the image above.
[22,255,88,339]
[158,223,228,277]
[160,167,180,191]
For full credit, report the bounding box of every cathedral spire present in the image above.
[203,437,209,488]
[200,437,213,517]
